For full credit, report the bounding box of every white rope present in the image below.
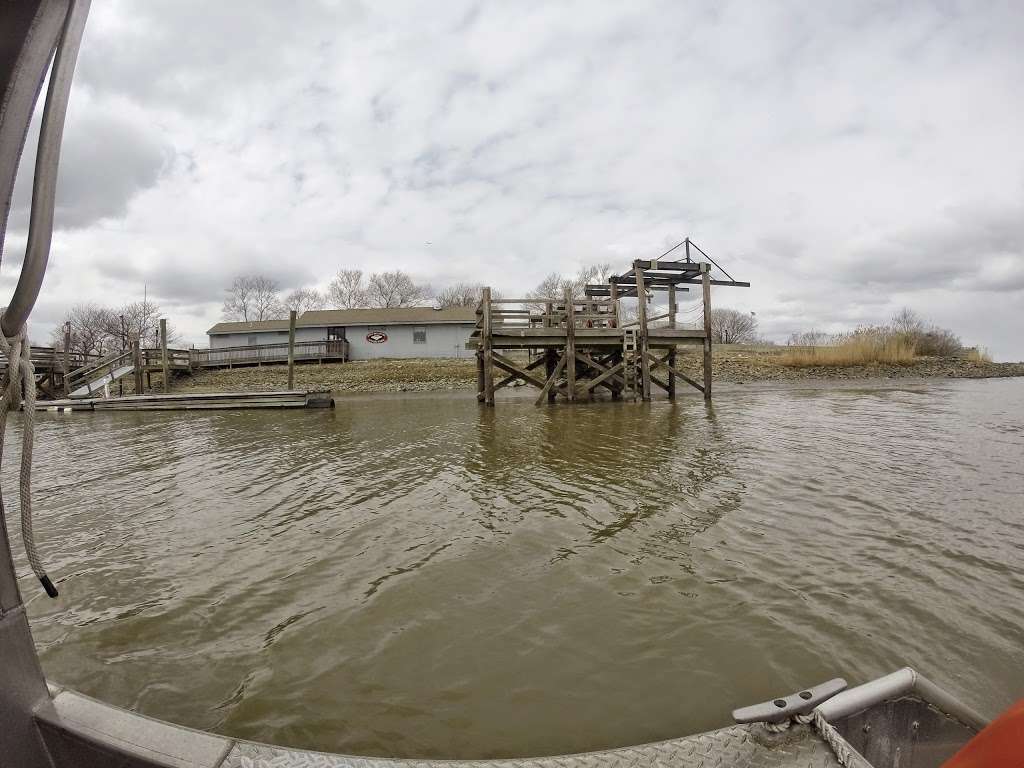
[810,710,871,768]
[0,323,57,597]
[762,711,869,768]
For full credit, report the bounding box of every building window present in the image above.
[247,335,257,346]
[327,326,345,341]
[413,326,427,344]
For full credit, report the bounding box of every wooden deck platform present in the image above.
[472,239,748,405]
[36,390,335,411]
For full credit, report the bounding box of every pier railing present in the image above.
[474,296,620,332]
[189,340,348,368]
[0,346,98,373]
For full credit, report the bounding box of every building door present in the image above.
[326,326,346,358]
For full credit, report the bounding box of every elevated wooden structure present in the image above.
[472,239,748,405]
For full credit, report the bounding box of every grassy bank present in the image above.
[166,350,1024,396]
[172,358,478,394]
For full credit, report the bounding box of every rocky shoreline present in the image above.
[169,353,1024,395]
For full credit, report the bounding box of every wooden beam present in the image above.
[535,352,567,405]
[564,287,576,401]
[482,287,494,405]
[667,284,676,399]
[675,278,750,288]
[650,372,670,392]
[160,318,170,392]
[634,265,651,401]
[702,265,712,401]
[574,351,625,391]
[132,339,144,394]
[62,322,70,397]
[631,259,704,272]
[491,351,549,390]
[648,351,704,393]
[582,361,625,392]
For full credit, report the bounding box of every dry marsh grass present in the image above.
[777,336,917,367]
[962,347,992,363]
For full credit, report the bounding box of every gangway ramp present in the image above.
[66,350,135,398]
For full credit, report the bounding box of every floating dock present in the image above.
[36,390,334,412]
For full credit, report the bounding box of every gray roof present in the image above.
[207,306,476,335]
[206,319,292,334]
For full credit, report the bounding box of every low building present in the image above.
[206,307,477,360]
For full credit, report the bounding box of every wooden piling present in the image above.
[62,321,71,397]
[160,318,169,393]
[132,339,144,395]
[702,264,712,401]
[481,287,494,405]
[667,284,677,399]
[287,310,297,390]
[633,265,651,401]
[564,288,576,401]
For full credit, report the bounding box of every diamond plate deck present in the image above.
[223,723,843,768]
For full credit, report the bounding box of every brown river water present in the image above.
[8,378,1024,758]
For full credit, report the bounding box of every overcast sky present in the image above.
[4,0,1023,359]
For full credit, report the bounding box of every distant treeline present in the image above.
[221,263,620,323]
[51,299,180,358]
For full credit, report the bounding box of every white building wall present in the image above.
[344,323,472,359]
[208,323,473,358]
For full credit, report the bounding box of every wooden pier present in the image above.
[472,239,748,405]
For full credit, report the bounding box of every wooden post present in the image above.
[609,282,621,399]
[633,264,651,401]
[287,310,297,390]
[62,322,70,397]
[564,287,576,401]
[667,284,677,400]
[702,263,712,401]
[133,339,144,395]
[160,318,169,392]
[545,302,555,401]
[476,350,485,401]
[481,287,494,405]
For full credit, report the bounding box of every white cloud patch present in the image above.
[3,0,1022,358]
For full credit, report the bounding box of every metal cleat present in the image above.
[732,678,848,724]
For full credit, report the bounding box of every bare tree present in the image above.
[222,275,284,321]
[107,299,179,349]
[787,329,831,346]
[709,308,758,343]
[891,307,925,336]
[435,282,490,308]
[591,262,616,283]
[283,287,326,314]
[49,304,117,356]
[527,263,618,308]
[526,272,565,308]
[365,270,428,308]
[327,269,367,309]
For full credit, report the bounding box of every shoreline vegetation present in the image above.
[165,350,1024,396]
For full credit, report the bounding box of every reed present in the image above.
[962,347,992,363]
[778,333,917,367]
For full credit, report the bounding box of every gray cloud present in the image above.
[3,0,1021,361]
[10,106,170,233]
